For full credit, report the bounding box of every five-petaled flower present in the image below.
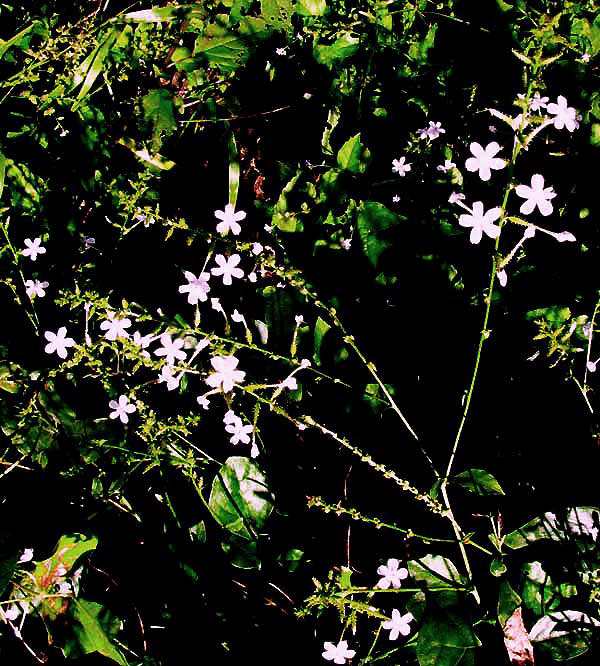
[392,157,411,176]
[18,548,34,563]
[530,92,549,112]
[211,254,244,285]
[546,95,577,132]
[109,395,136,424]
[100,313,131,341]
[425,121,445,140]
[459,201,502,244]
[154,333,187,365]
[158,365,180,391]
[437,159,456,172]
[515,174,556,216]
[322,640,356,664]
[25,279,49,298]
[377,558,409,589]
[224,410,254,445]
[465,142,506,181]
[22,238,46,261]
[206,355,245,393]
[179,271,211,304]
[44,327,75,359]
[382,609,414,640]
[214,204,246,236]
[132,331,153,358]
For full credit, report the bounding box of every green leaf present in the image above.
[417,606,480,666]
[489,557,507,577]
[260,0,294,34]
[0,147,6,200]
[336,133,371,174]
[208,456,273,541]
[356,200,401,268]
[225,122,240,209]
[313,316,330,365]
[272,170,301,232]
[34,534,98,579]
[119,6,206,22]
[452,469,504,496]
[297,0,326,16]
[526,305,571,328]
[142,89,178,150]
[409,23,437,64]
[530,610,600,660]
[497,580,521,626]
[117,138,176,171]
[521,561,559,615]
[72,29,120,110]
[409,555,465,591]
[314,32,359,69]
[504,512,563,549]
[65,599,127,665]
[0,21,40,61]
[194,24,250,72]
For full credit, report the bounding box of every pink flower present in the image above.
[214,204,246,236]
[458,201,502,244]
[465,142,506,181]
[211,254,244,285]
[515,174,556,216]
[206,355,245,393]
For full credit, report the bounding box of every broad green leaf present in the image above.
[489,557,507,577]
[72,29,120,109]
[260,0,294,34]
[119,6,206,22]
[356,200,401,268]
[452,469,504,496]
[272,170,301,232]
[530,610,600,660]
[504,512,563,549]
[409,23,437,64]
[314,32,359,69]
[313,316,330,365]
[336,133,371,174]
[65,599,127,665]
[194,24,250,72]
[497,580,521,626]
[142,89,178,150]
[409,554,465,590]
[297,0,326,16]
[526,305,571,327]
[209,456,273,541]
[521,561,559,615]
[417,606,480,666]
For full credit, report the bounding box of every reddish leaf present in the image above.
[503,607,535,665]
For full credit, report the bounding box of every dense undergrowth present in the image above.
[2,1,600,664]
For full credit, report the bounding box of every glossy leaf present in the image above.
[356,201,401,268]
[417,605,480,666]
[209,456,273,541]
[504,512,563,549]
[498,580,521,627]
[314,32,359,68]
[313,316,330,365]
[72,29,120,109]
[336,133,371,175]
[453,469,504,496]
[530,610,600,660]
[64,599,127,665]
[142,89,178,150]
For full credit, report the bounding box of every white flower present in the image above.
[214,204,246,236]
[224,412,254,445]
[295,315,304,326]
[449,192,466,204]
[417,127,429,140]
[341,238,351,250]
[587,361,597,373]
[554,230,576,243]
[392,157,411,176]
[44,327,75,359]
[57,581,71,595]
[281,376,298,390]
[515,174,556,216]
[437,159,456,172]
[24,279,49,298]
[382,609,414,640]
[252,242,263,255]
[465,142,506,181]
[497,269,508,287]
[100,313,131,341]
[3,605,20,621]
[546,96,577,131]
[530,92,549,112]
[458,201,502,244]
[248,271,257,283]
[582,52,591,63]
[211,297,224,313]
[211,254,244,285]
[392,194,400,203]
[179,271,211,304]
[132,331,152,358]
[154,333,187,365]
[197,395,210,410]
[158,365,180,391]
[22,237,46,261]
[206,355,245,393]
[426,121,445,140]
[18,548,34,563]
[231,309,245,324]
[377,558,409,589]
[276,47,287,56]
[322,640,356,664]
[300,358,311,368]
[108,395,136,424]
